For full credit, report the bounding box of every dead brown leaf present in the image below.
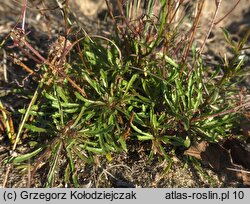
[184,139,250,186]
[241,114,250,138]
[223,138,250,170]
[183,141,208,160]
[200,143,232,171]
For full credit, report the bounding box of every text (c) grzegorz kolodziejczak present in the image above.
[18,190,137,202]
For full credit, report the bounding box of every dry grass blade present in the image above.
[180,0,205,76]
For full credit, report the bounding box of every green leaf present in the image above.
[64,164,70,185]
[100,69,108,88]
[207,88,220,105]
[165,55,179,68]
[86,51,96,64]
[182,117,190,131]
[84,74,101,95]
[72,172,79,187]
[124,74,138,96]
[107,49,113,64]
[137,135,154,140]
[71,147,90,164]
[44,93,56,101]
[234,56,245,72]
[57,86,69,102]
[74,92,105,105]
[23,124,47,133]
[47,142,62,186]
[63,108,79,113]
[13,147,43,164]
[130,122,153,138]
[184,136,191,148]
[118,137,127,152]
[221,27,234,46]
[152,114,158,128]
[72,107,86,128]
[54,102,79,108]
[86,147,104,154]
[18,110,43,116]
[66,147,75,171]
[162,160,173,176]
[194,127,213,139]
[159,143,172,162]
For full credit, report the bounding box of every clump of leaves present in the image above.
[2,0,250,187]
[106,0,250,151]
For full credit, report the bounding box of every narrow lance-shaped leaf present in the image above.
[124,74,138,97]
[13,147,43,164]
[23,124,47,133]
